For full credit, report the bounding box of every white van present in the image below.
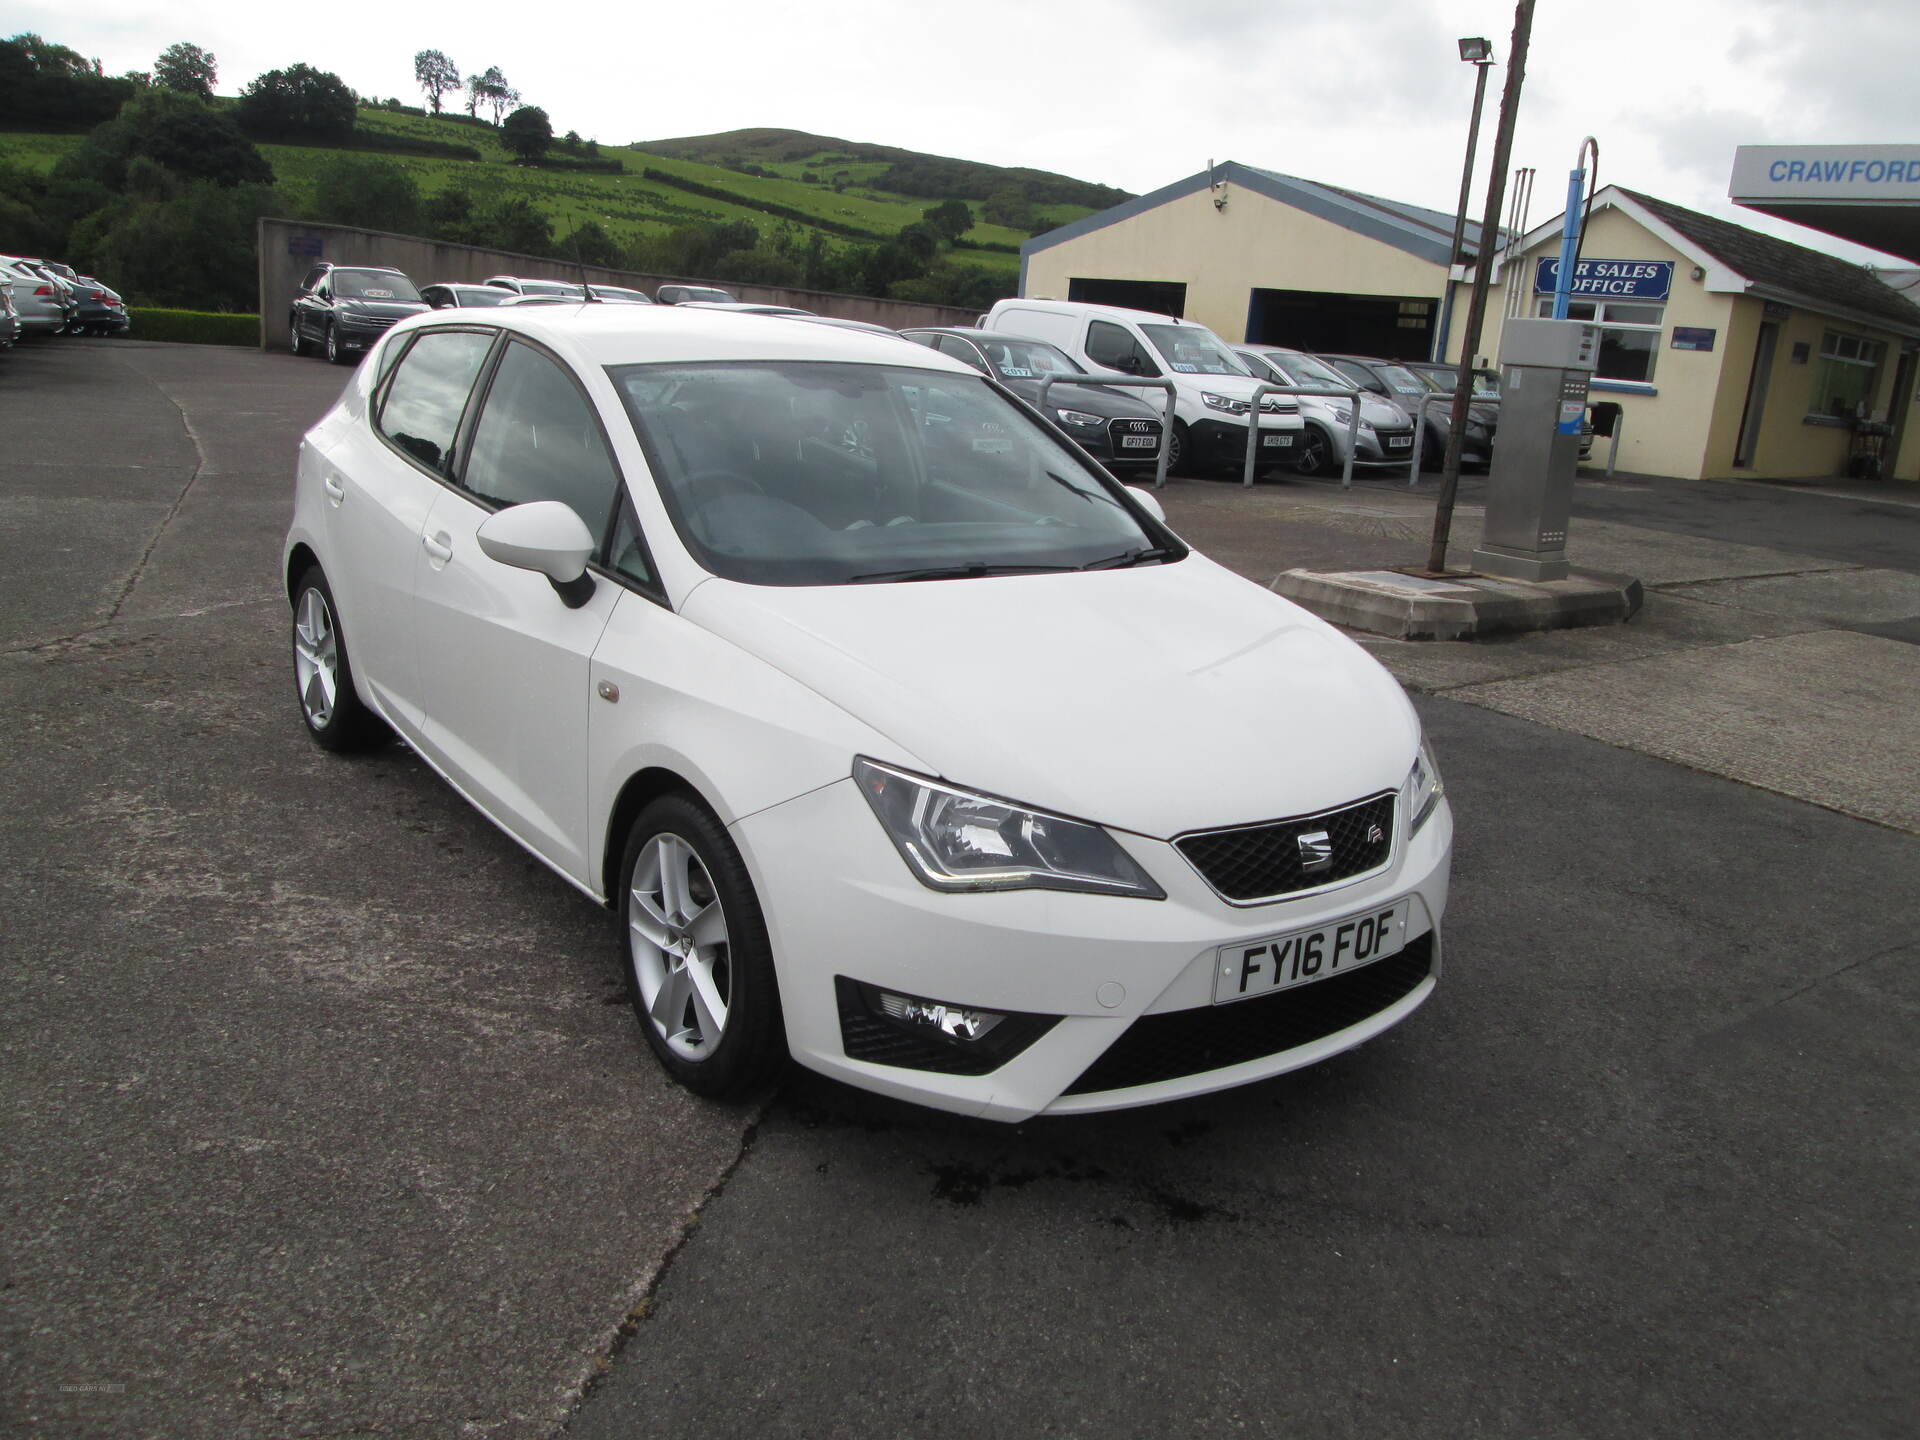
[982,299,1304,476]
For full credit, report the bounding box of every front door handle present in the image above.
[422,532,453,564]
[322,474,345,501]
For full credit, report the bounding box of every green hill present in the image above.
[0,88,1131,312]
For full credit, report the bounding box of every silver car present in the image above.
[0,257,72,337]
[1235,346,1418,475]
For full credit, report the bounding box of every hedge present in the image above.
[125,309,259,346]
[640,168,886,240]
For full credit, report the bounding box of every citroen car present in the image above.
[283,306,1452,1121]
[290,264,430,364]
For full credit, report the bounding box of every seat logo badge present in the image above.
[1367,823,1385,846]
[1297,830,1334,873]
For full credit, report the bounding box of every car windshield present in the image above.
[609,361,1167,587]
[456,288,512,306]
[1138,324,1250,376]
[592,287,651,302]
[334,271,422,302]
[1355,361,1427,397]
[680,289,732,303]
[1410,365,1500,399]
[1266,351,1351,391]
[974,336,1085,381]
[519,281,577,296]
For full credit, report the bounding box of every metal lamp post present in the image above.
[1432,37,1496,363]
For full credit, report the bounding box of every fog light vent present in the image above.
[836,977,1059,1076]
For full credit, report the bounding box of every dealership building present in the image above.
[1019,153,1920,483]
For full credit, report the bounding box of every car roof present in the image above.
[391,302,982,374]
[998,298,1196,327]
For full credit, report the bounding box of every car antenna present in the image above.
[573,235,598,304]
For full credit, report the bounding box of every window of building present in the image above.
[1535,298,1663,384]
[1807,330,1884,420]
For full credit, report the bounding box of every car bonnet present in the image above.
[679,555,1419,839]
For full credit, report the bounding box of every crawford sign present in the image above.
[1534,258,1674,300]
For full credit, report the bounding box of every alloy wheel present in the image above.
[628,834,732,1060]
[292,586,339,729]
[324,323,338,363]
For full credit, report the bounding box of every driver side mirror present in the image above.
[476,501,598,608]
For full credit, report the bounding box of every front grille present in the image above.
[1176,792,1396,903]
[1062,934,1433,1095]
[1107,416,1163,452]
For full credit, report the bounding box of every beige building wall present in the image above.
[1457,206,1918,481]
[1023,186,1446,342]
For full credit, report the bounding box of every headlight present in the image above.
[853,758,1164,899]
[1328,407,1352,424]
[1202,391,1248,414]
[1408,740,1444,834]
[1055,408,1104,427]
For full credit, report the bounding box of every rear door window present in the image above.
[375,329,495,476]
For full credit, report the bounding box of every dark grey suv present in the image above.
[290,264,430,364]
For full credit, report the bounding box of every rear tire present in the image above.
[620,795,785,1099]
[291,567,384,752]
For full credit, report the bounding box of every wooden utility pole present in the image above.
[1425,0,1535,575]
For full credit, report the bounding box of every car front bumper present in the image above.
[1190,415,1308,469]
[732,775,1453,1121]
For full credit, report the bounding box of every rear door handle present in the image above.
[322,474,345,501]
[422,532,453,564]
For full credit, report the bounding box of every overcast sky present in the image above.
[18,0,1918,264]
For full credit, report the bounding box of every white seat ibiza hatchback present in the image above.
[284,305,1452,1121]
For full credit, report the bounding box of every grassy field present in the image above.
[0,109,1126,276]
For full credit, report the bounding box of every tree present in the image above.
[564,221,622,267]
[921,199,973,242]
[152,42,215,96]
[70,175,279,311]
[312,155,421,234]
[236,63,356,141]
[486,196,551,255]
[500,105,551,163]
[57,89,272,190]
[0,33,136,127]
[425,185,481,244]
[412,49,459,114]
[465,66,515,124]
[981,186,1035,229]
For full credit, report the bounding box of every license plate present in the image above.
[1213,900,1411,1004]
[1260,433,1295,448]
[1120,435,1158,449]
[1387,435,1412,448]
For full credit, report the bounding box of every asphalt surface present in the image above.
[4,339,1915,1439]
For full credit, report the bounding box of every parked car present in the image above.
[0,257,72,337]
[69,276,130,336]
[981,299,1304,477]
[283,305,1452,1121]
[656,284,737,305]
[1319,354,1493,469]
[680,301,814,317]
[16,258,82,331]
[902,326,1169,477]
[290,263,430,364]
[1405,361,1597,467]
[1234,346,1416,475]
[482,276,584,297]
[422,283,516,310]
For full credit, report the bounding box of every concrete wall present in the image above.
[255,218,978,351]
[1022,186,1447,343]
[1457,206,1919,482]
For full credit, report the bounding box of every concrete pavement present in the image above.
[3,342,1914,1439]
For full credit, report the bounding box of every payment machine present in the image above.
[1470,317,1599,582]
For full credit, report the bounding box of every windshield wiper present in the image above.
[1080,546,1178,570]
[848,562,1074,584]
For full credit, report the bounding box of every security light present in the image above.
[1458,36,1493,62]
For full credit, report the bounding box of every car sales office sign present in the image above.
[1534,257,1674,301]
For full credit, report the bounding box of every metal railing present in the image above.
[1035,374,1179,489]
[1240,383,1363,489]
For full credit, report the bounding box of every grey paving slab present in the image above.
[1663,568,1920,627]
[1360,589,1822,693]
[1450,629,1920,833]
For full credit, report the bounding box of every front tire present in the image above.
[289,314,304,356]
[324,322,350,365]
[291,567,383,751]
[1167,420,1190,477]
[620,795,784,1099]
[1290,424,1335,477]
